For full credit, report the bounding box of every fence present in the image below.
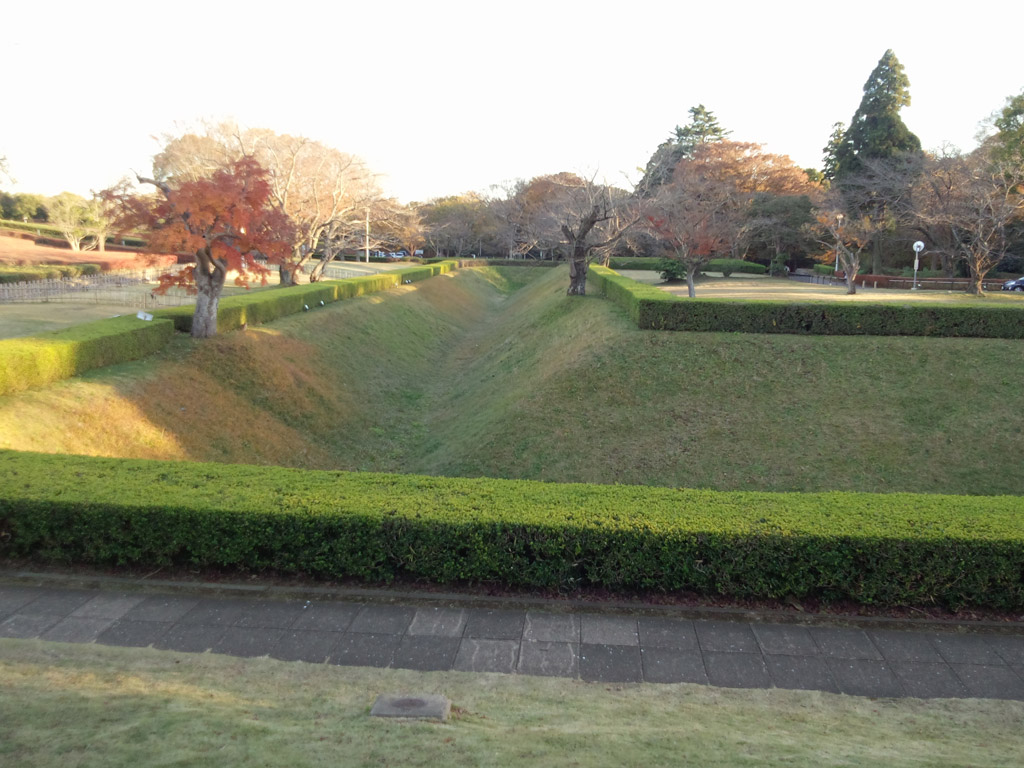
[0,267,194,308]
[0,263,373,308]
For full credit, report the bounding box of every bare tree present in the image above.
[539,173,643,295]
[645,164,737,297]
[239,130,382,285]
[914,151,1024,294]
[47,192,102,251]
[815,201,873,295]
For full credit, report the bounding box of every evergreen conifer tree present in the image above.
[833,50,921,179]
[641,105,730,190]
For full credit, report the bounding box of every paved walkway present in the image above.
[2,577,1023,701]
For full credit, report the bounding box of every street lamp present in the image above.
[912,241,925,290]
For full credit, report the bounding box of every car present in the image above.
[1002,276,1024,291]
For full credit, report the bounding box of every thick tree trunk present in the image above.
[966,270,984,295]
[567,255,588,295]
[845,272,857,295]
[686,265,697,298]
[191,253,227,338]
[871,238,881,276]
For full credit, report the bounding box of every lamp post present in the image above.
[912,241,925,290]
[834,213,844,282]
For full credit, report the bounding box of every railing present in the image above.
[0,262,373,307]
[0,267,193,307]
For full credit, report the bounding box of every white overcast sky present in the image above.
[2,1,1022,203]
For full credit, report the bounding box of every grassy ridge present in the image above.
[0,265,1022,495]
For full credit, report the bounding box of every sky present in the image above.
[2,1,1022,204]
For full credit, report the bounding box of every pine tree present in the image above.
[673,104,730,158]
[821,122,846,182]
[641,105,730,191]
[833,50,921,180]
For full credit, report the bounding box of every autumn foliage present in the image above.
[110,157,292,337]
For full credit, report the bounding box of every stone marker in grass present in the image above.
[370,694,451,721]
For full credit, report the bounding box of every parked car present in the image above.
[1002,276,1024,291]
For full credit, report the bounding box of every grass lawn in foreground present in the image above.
[1,638,1020,768]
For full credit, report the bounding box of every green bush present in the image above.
[590,266,1024,339]
[606,257,663,271]
[0,316,174,396]
[657,258,686,282]
[708,259,766,276]
[0,263,104,283]
[2,450,1021,610]
[0,219,62,238]
[812,264,835,276]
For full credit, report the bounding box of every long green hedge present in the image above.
[1,451,1021,610]
[0,262,459,395]
[154,263,455,334]
[0,263,102,283]
[589,266,1024,338]
[0,316,175,396]
[606,257,766,275]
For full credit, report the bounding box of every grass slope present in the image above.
[0,265,1021,494]
[2,639,1021,768]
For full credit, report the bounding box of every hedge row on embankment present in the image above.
[589,266,1024,338]
[2,451,1021,610]
[0,262,457,395]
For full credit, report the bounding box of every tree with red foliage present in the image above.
[115,157,292,337]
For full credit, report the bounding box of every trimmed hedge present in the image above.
[0,315,174,395]
[589,266,1024,338]
[709,258,766,276]
[155,262,455,333]
[607,257,662,271]
[0,263,102,283]
[0,262,460,394]
[1,450,1022,609]
[606,258,766,276]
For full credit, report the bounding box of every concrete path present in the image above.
[2,577,1023,701]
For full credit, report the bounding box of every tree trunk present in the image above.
[567,251,588,295]
[191,252,227,338]
[845,272,857,295]
[871,238,881,276]
[686,265,697,298]
[966,269,984,296]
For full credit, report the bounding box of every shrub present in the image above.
[812,264,835,276]
[708,259,767,276]
[657,258,686,282]
[606,257,663,271]
[0,263,105,283]
[2,450,1022,610]
[0,316,174,396]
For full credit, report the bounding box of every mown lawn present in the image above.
[0,265,1021,494]
[2,639,1020,768]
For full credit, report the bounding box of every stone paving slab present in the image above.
[1,582,1023,701]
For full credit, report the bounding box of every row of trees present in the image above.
[4,50,1022,335]
[817,50,1024,294]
